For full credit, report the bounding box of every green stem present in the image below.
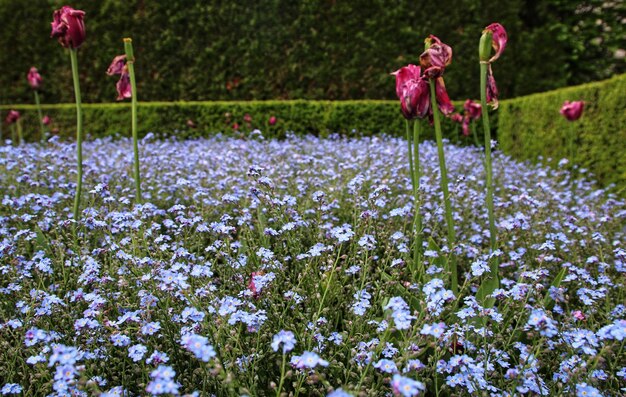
[428,79,457,293]
[476,62,499,305]
[412,120,423,281]
[70,49,83,222]
[124,38,142,204]
[471,119,481,148]
[16,120,23,145]
[276,353,287,397]
[34,90,45,143]
[405,120,415,195]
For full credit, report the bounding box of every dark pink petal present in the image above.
[5,110,20,124]
[462,116,470,136]
[51,6,86,49]
[269,116,277,125]
[435,78,455,116]
[392,65,429,120]
[116,72,132,101]
[42,115,51,126]
[107,55,127,76]
[483,23,507,63]
[463,99,482,120]
[486,66,499,109]
[560,100,584,121]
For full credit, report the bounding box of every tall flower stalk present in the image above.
[476,23,507,304]
[420,35,457,293]
[124,38,142,203]
[392,64,429,281]
[27,67,46,142]
[51,5,86,221]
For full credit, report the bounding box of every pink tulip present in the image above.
[420,35,452,78]
[486,65,499,109]
[116,72,132,101]
[463,99,482,120]
[5,110,20,124]
[50,6,86,49]
[392,64,430,120]
[27,67,43,89]
[560,100,584,121]
[462,117,471,136]
[106,55,127,76]
[244,113,252,123]
[482,23,508,63]
[450,113,463,124]
[42,115,51,126]
[269,116,277,125]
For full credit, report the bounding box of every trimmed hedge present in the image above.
[498,73,626,194]
[0,100,467,143]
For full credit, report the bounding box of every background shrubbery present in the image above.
[0,0,624,104]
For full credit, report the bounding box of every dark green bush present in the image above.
[1,0,624,104]
[0,100,468,142]
[498,73,626,194]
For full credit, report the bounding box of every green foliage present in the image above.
[0,100,467,142]
[498,73,626,194]
[0,0,624,104]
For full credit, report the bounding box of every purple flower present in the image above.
[391,374,426,396]
[271,330,296,353]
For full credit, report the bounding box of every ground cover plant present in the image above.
[0,133,625,396]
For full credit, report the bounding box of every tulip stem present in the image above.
[69,49,83,222]
[412,120,423,281]
[405,120,415,195]
[34,90,46,143]
[16,120,23,145]
[429,79,457,294]
[471,119,481,148]
[124,38,142,204]
[476,62,499,305]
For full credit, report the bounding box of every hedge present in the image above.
[0,100,469,143]
[1,1,624,104]
[498,73,626,194]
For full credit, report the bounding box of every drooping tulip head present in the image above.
[27,67,43,89]
[560,100,584,121]
[42,115,51,126]
[480,23,507,63]
[115,73,132,101]
[392,64,431,120]
[50,6,86,49]
[106,55,127,76]
[420,35,453,78]
[463,99,482,120]
[5,110,20,124]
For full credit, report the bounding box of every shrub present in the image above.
[498,73,626,194]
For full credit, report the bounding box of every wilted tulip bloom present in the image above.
[420,35,452,78]
[244,113,252,123]
[560,100,584,121]
[269,116,277,125]
[5,110,20,124]
[392,64,430,120]
[42,115,51,126]
[116,73,132,101]
[485,65,500,109]
[50,6,86,49]
[106,55,127,76]
[450,113,463,124]
[482,23,508,63]
[27,67,43,89]
[463,99,482,120]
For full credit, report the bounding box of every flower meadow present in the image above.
[0,133,625,396]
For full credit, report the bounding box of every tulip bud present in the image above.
[479,31,493,62]
[42,115,51,126]
[269,116,277,125]
[27,67,43,89]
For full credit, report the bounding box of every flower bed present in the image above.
[0,134,624,396]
